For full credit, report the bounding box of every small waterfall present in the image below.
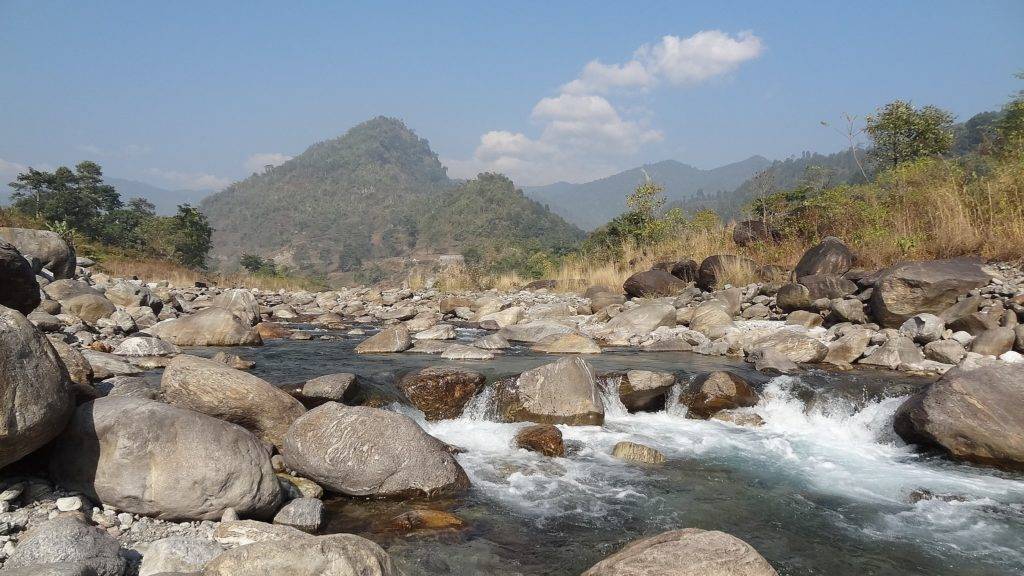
[462,386,496,421]
[597,376,629,419]
[665,383,687,417]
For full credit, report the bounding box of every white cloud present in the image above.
[244,152,293,174]
[0,158,28,177]
[148,168,232,191]
[454,30,763,185]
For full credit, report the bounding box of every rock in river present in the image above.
[582,528,778,576]
[514,424,565,457]
[148,307,262,346]
[680,371,758,419]
[494,356,604,425]
[398,366,485,420]
[203,533,397,576]
[355,324,412,353]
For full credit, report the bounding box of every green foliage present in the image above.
[581,180,687,258]
[9,161,120,237]
[240,253,281,276]
[865,100,955,169]
[996,73,1024,155]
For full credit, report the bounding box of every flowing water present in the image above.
[189,326,1024,575]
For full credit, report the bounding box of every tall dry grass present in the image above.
[97,256,325,291]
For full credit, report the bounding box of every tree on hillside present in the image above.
[9,161,121,235]
[865,100,955,169]
[170,205,213,268]
[996,72,1024,154]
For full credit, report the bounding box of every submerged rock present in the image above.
[607,370,675,412]
[612,441,666,464]
[582,528,778,576]
[494,356,604,425]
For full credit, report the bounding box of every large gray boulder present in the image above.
[43,280,116,324]
[498,320,575,343]
[0,227,76,279]
[494,356,605,425]
[212,289,260,326]
[148,307,262,346]
[582,528,778,576]
[606,304,675,336]
[689,301,733,339]
[161,355,305,449]
[283,403,469,498]
[793,236,853,278]
[894,363,1024,469]
[623,269,687,298]
[354,325,411,353]
[870,258,990,328]
[202,534,397,576]
[0,240,41,314]
[138,536,223,576]
[50,397,282,520]
[1,517,125,576]
[104,280,152,309]
[1,305,74,469]
[746,331,827,364]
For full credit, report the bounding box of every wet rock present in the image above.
[623,269,687,298]
[211,288,260,326]
[870,258,990,328]
[746,331,827,364]
[894,363,1024,469]
[283,403,469,497]
[793,236,853,278]
[611,441,666,464]
[0,306,74,469]
[609,370,676,412]
[712,410,765,427]
[0,240,41,314]
[681,371,758,419]
[203,534,397,576]
[355,325,412,353]
[745,347,799,374]
[161,354,305,449]
[494,357,604,425]
[398,366,485,420]
[923,340,967,364]
[970,327,1015,356]
[148,307,262,346]
[138,536,222,576]
[606,304,676,336]
[301,373,356,402]
[440,344,495,360]
[532,332,601,354]
[582,528,778,576]
[50,397,282,520]
[899,314,945,344]
[273,497,324,533]
[254,321,292,340]
[1,516,125,576]
[388,509,465,532]
[514,424,565,457]
[0,227,76,279]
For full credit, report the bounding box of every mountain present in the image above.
[523,156,772,230]
[106,178,212,215]
[199,117,583,275]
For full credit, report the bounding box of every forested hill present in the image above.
[199,117,582,274]
[523,156,771,230]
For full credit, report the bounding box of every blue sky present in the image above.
[1,1,1021,191]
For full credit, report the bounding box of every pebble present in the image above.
[56,496,84,512]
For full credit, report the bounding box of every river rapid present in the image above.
[188,326,1024,576]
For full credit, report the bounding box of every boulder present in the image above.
[104,280,152,309]
[398,366,485,420]
[894,363,1024,469]
[776,283,812,312]
[112,336,180,357]
[272,497,324,533]
[923,340,967,364]
[581,528,778,576]
[785,310,823,328]
[607,370,675,412]
[829,298,868,324]
[81,350,142,379]
[354,325,412,353]
[823,328,872,367]
[283,403,469,497]
[688,301,733,339]
[161,355,305,449]
[254,321,292,340]
[612,441,666,464]
[212,289,260,326]
[590,292,627,313]
[48,337,93,386]
[733,220,779,246]
[797,273,858,300]
[301,373,356,402]
[413,323,456,340]
[746,331,827,364]
[50,397,282,520]
[681,371,758,419]
[203,534,397,576]
[605,304,675,336]
[870,258,990,328]
[623,270,687,298]
[0,305,74,469]
[745,347,799,374]
[514,424,564,457]
[472,333,511,350]
[0,227,76,279]
[970,328,1015,356]
[440,344,494,360]
[532,333,602,354]
[858,335,924,370]
[43,281,116,324]
[498,320,574,343]
[493,357,604,425]
[148,307,262,346]
[476,306,523,328]
[0,240,41,314]
[213,520,307,547]
[138,536,223,576]
[899,314,945,344]
[669,259,699,282]
[1,516,125,576]
[793,236,853,278]
[210,351,255,370]
[697,255,757,291]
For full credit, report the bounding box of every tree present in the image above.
[8,161,120,236]
[865,100,955,169]
[169,204,213,268]
[749,169,776,226]
[996,72,1024,154]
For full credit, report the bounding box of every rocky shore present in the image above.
[2,226,1024,574]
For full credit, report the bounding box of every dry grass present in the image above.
[96,256,325,291]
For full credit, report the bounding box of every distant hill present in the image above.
[106,178,212,215]
[523,156,771,230]
[199,116,583,274]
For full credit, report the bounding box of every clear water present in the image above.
[188,326,1024,576]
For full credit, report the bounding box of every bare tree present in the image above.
[751,168,775,227]
[821,113,870,181]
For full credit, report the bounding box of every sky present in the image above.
[1,1,1022,192]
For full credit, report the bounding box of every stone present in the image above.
[606,304,676,336]
[823,328,872,367]
[493,357,604,425]
[440,344,495,360]
[611,441,666,464]
[829,298,868,324]
[398,367,485,420]
[498,320,574,343]
[439,295,474,314]
[148,307,262,346]
[712,410,766,427]
[609,370,676,412]
[472,333,511,350]
[211,351,255,370]
[138,536,223,576]
[112,335,180,357]
[203,534,397,576]
[413,324,455,340]
[55,496,84,512]
[923,340,967,364]
[272,497,324,533]
[476,306,523,328]
[0,306,74,469]
[899,314,945,343]
[870,258,990,328]
[211,289,260,326]
[81,350,142,380]
[532,333,601,354]
[670,259,700,282]
[47,337,93,387]
[776,283,812,312]
[104,280,151,308]
[213,520,307,547]
[858,335,924,370]
[0,227,76,279]
[97,376,160,400]
[283,403,469,497]
[681,371,758,419]
[1,517,125,576]
[255,321,292,339]
[697,255,757,291]
[581,528,778,576]
[0,241,41,314]
[301,373,356,402]
[388,510,464,532]
[894,363,1024,469]
[688,301,733,339]
[277,472,324,500]
[623,269,687,298]
[745,347,799,374]
[590,292,626,313]
[747,331,828,364]
[970,327,1015,356]
[355,325,412,353]
[161,354,305,450]
[513,424,565,457]
[793,236,853,278]
[798,273,858,300]
[785,310,823,328]
[50,397,282,520]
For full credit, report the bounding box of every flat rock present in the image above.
[582,528,778,576]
